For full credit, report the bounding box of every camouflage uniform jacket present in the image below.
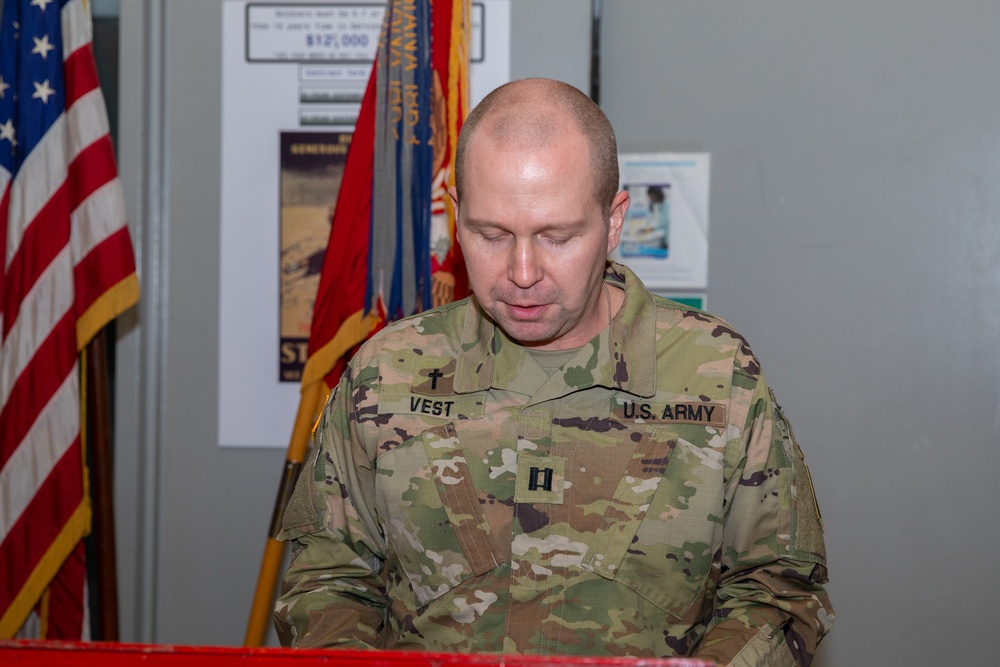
[275,262,833,666]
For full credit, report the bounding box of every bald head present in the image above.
[455,78,620,217]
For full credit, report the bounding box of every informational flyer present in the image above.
[611,153,710,290]
[218,0,511,447]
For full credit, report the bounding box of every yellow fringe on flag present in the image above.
[76,273,140,352]
[300,308,378,389]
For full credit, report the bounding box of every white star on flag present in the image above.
[31,0,56,11]
[0,119,15,145]
[0,76,9,99]
[32,33,56,59]
[32,78,56,103]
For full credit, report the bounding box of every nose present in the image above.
[508,238,543,289]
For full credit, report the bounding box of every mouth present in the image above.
[505,303,548,320]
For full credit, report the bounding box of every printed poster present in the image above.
[611,153,710,290]
[278,131,351,382]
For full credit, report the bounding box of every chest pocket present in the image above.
[580,425,720,620]
[374,415,500,607]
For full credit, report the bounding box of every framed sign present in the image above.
[611,152,710,290]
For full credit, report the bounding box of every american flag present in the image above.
[0,0,138,638]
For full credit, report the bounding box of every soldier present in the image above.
[274,78,834,666]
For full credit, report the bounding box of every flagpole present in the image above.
[590,0,602,104]
[86,328,120,640]
[244,539,285,647]
[244,381,323,646]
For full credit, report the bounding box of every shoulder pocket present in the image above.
[277,443,325,540]
[775,403,827,567]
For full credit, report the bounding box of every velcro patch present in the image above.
[378,392,486,419]
[514,454,565,505]
[612,399,726,428]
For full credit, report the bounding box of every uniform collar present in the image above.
[454,262,657,399]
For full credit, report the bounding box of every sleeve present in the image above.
[692,376,834,667]
[272,366,388,649]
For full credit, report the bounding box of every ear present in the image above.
[606,189,629,254]
[448,186,463,246]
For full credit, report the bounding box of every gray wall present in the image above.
[113,1,1000,665]
[115,0,283,647]
[601,3,1000,666]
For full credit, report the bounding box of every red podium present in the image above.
[0,641,716,667]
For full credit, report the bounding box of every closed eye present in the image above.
[480,231,510,244]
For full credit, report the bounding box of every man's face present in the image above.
[450,128,628,350]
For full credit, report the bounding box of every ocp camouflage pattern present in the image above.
[275,262,833,666]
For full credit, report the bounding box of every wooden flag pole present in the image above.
[86,328,120,640]
[244,381,323,646]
